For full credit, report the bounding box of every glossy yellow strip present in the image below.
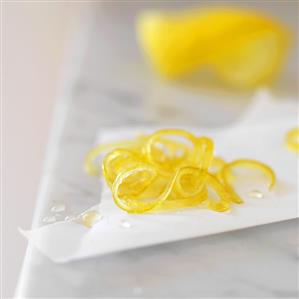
[85,138,144,176]
[153,188,208,212]
[285,127,299,154]
[194,137,214,170]
[210,156,226,176]
[174,166,207,198]
[85,129,276,214]
[112,165,170,213]
[205,173,232,212]
[102,149,141,187]
[144,128,198,176]
[220,159,276,204]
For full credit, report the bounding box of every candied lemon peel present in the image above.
[285,127,299,154]
[136,8,290,88]
[85,129,276,213]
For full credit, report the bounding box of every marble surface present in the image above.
[17,4,298,298]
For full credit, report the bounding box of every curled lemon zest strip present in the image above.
[85,139,145,176]
[210,156,226,178]
[220,159,276,204]
[112,165,172,213]
[194,137,214,170]
[205,173,232,212]
[102,149,141,187]
[285,127,299,153]
[85,129,276,213]
[153,187,208,212]
[144,129,198,175]
[174,166,207,198]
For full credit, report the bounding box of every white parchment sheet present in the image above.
[21,94,298,262]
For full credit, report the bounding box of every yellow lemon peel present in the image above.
[285,127,299,153]
[220,159,276,204]
[85,138,145,176]
[137,8,290,88]
[85,129,276,213]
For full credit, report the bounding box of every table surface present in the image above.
[16,4,298,298]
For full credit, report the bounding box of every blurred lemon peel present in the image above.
[285,127,299,153]
[136,8,291,89]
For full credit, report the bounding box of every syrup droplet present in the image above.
[248,190,264,199]
[80,211,102,228]
[121,220,132,228]
[42,215,56,224]
[50,202,66,213]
